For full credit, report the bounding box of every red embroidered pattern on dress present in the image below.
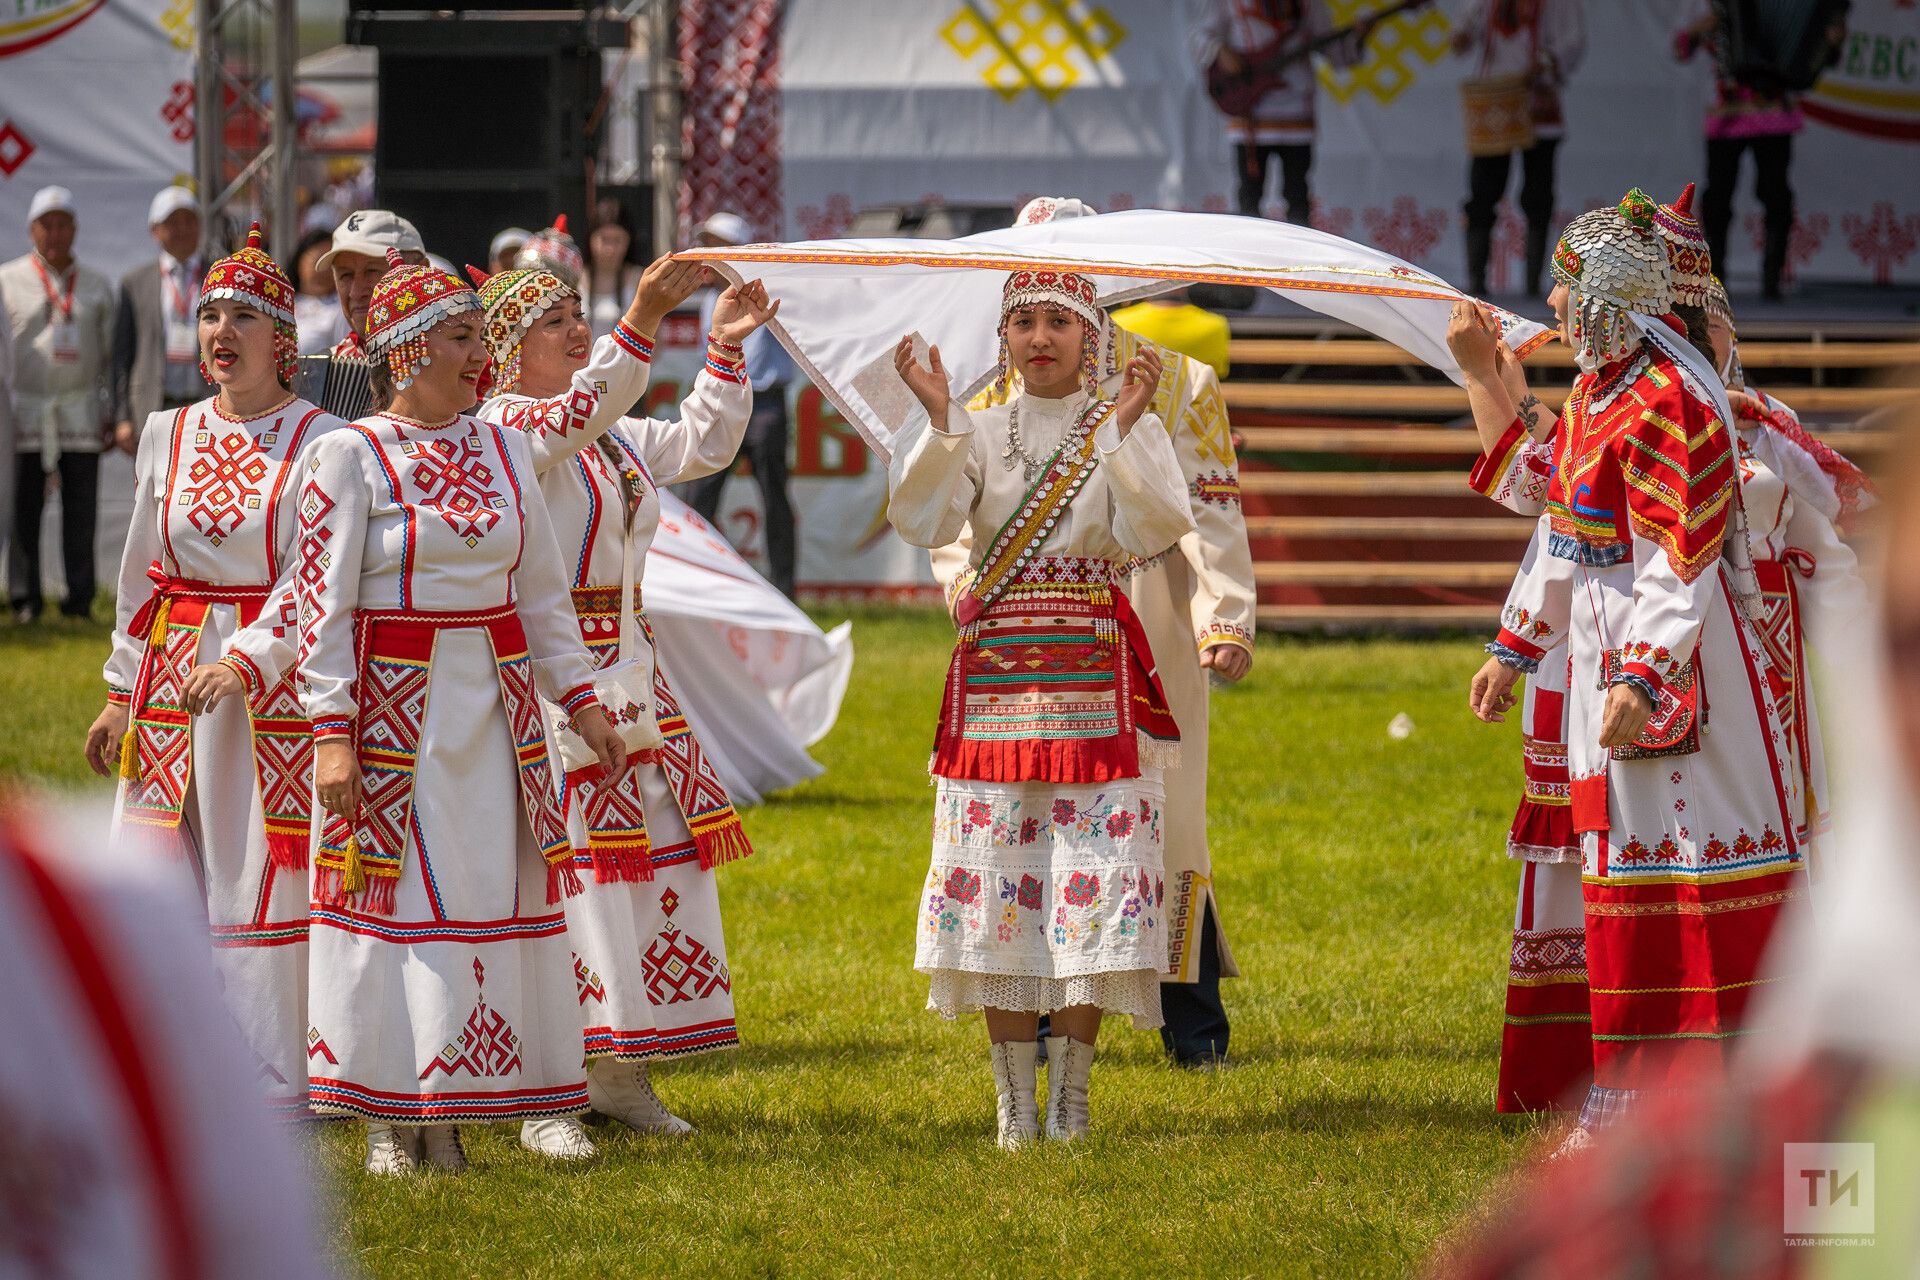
[182,431,270,543]
[419,959,523,1079]
[405,431,507,546]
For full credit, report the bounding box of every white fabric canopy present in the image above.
[679,209,1554,462]
[645,491,853,804]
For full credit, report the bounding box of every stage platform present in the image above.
[1219,282,1918,633]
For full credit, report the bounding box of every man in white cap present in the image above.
[0,186,116,620]
[683,210,802,597]
[292,208,428,419]
[111,185,212,453]
[931,194,1257,1067]
[489,226,531,274]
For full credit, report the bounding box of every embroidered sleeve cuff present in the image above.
[311,717,353,741]
[1610,662,1664,700]
[611,321,655,364]
[1467,416,1530,498]
[106,685,133,706]
[560,685,599,718]
[1494,626,1547,662]
[703,340,746,384]
[217,651,265,698]
[1487,640,1540,673]
[1196,622,1254,653]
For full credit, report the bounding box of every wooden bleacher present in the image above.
[1231,323,1920,632]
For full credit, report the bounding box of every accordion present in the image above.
[1717,0,1850,94]
[293,353,374,422]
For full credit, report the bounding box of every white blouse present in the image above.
[888,389,1195,567]
[294,412,597,727]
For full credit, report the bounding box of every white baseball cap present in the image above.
[27,185,74,224]
[147,185,199,226]
[1015,196,1099,226]
[696,211,754,246]
[315,209,425,272]
[489,226,531,261]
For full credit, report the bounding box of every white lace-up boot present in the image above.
[1043,1036,1096,1141]
[364,1123,420,1176]
[420,1123,469,1173]
[520,1116,599,1160]
[587,1060,695,1136]
[990,1040,1041,1151]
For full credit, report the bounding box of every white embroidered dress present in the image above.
[295,412,600,1123]
[890,390,1194,1027]
[935,331,1256,986]
[1733,396,1871,862]
[480,328,755,1062]
[104,395,345,1114]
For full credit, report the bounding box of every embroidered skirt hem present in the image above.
[921,968,1164,1030]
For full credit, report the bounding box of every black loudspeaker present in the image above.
[350,11,627,272]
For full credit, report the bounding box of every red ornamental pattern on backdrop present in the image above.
[1745,211,1830,284]
[678,0,783,241]
[161,81,192,142]
[1309,199,1354,237]
[1843,202,1920,284]
[794,193,854,241]
[1362,196,1448,264]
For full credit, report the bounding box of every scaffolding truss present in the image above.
[195,0,296,263]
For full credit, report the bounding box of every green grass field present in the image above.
[0,609,1547,1278]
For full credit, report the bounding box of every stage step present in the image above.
[1224,381,1915,416]
[1245,515,1529,539]
[1234,425,1887,453]
[1229,337,1920,370]
[1224,318,1908,634]
[1257,603,1501,630]
[1239,470,1467,496]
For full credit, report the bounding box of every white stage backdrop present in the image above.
[0,1,196,280]
[681,0,1920,290]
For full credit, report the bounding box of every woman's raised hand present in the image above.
[1114,346,1162,434]
[711,279,779,345]
[627,255,709,333]
[894,336,950,428]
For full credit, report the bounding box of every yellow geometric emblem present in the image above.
[161,0,195,52]
[1316,0,1452,106]
[941,0,1128,103]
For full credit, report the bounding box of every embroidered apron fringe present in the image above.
[568,587,751,876]
[315,604,577,915]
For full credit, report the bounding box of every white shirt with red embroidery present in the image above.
[104,395,348,701]
[293,411,598,732]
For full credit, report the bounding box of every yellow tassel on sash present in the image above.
[341,835,366,893]
[118,598,175,783]
[118,728,140,781]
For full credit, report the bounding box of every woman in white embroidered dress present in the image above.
[473,257,776,1137]
[84,225,346,1116]
[296,251,626,1175]
[889,269,1194,1149]
[1705,277,1872,864]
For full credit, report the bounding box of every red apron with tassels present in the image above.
[933,556,1178,785]
[313,603,581,914]
[118,561,312,869]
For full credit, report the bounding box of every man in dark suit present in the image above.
[111,186,213,448]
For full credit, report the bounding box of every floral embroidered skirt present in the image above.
[915,770,1167,1029]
